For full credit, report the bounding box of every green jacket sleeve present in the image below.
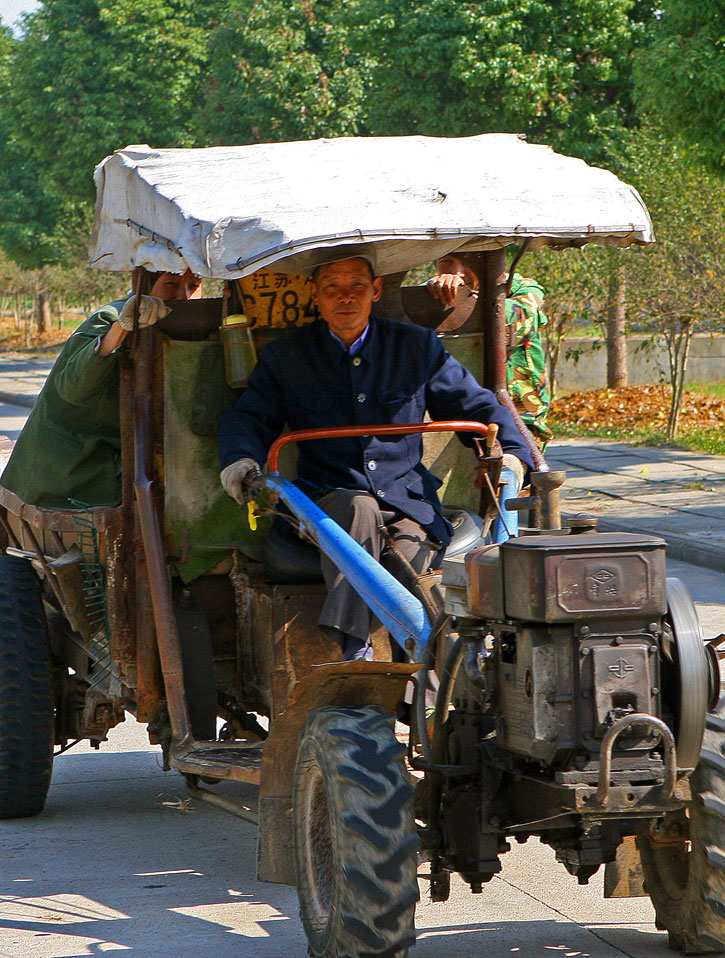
[52,303,124,407]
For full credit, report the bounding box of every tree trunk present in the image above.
[36,290,51,335]
[546,337,561,400]
[666,319,694,440]
[606,257,628,388]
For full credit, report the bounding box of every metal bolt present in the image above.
[613,635,623,645]
[651,687,659,695]
[580,626,591,637]
[648,622,659,633]
[648,645,657,654]
[581,647,591,656]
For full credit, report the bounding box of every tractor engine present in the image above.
[434,528,717,891]
[457,531,668,767]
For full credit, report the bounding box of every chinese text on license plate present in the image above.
[236,270,316,328]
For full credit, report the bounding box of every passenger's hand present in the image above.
[426,273,467,307]
[117,294,169,331]
[501,453,525,491]
[220,458,261,504]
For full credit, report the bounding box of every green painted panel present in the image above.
[422,333,484,512]
[163,338,268,582]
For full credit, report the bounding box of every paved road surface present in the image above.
[0,398,723,957]
[0,400,32,441]
[0,556,721,958]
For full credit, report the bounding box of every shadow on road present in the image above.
[0,746,667,957]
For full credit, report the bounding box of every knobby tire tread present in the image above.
[0,556,53,818]
[294,705,420,958]
[638,696,725,953]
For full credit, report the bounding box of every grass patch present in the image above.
[686,381,725,400]
[677,427,725,456]
[549,418,669,446]
[551,420,725,455]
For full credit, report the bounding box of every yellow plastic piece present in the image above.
[247,500,258,532]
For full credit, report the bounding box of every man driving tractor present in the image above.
[219,247,534,661]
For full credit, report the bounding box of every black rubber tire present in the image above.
[637,702,725,953]
[293,706,420,958]
[0,556,54,818]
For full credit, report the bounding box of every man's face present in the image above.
[151,268,202,301]
[311,257,382,343]
[435,255,478,289]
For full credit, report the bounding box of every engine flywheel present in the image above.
[665,577,709,770]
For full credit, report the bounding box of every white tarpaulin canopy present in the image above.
[89,134,654,279]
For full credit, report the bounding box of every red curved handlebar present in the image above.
[266,420,493,473]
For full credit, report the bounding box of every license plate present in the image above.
[236,270,317,328]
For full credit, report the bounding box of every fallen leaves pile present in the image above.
[551,385,725,431]
[0,314,80,353]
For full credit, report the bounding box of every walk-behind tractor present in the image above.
[0,136,723,956]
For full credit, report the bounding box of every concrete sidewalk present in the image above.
[0,354,55,409]
[0,355,724,574]
[548,438,725,574]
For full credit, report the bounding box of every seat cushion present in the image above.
[262,518,322,583]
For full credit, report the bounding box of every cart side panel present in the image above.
[162,337,265,582]
[421,332,484,513]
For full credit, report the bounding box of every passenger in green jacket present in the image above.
[1,269,202,509]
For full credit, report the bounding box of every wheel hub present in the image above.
[303,766,333,924]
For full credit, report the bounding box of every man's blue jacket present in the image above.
[218,315,534,546]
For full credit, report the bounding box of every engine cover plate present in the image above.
[500,533,666,622]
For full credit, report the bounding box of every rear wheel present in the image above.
[293,706,420,957]
[637,704,725,953]
[0,556,54,818]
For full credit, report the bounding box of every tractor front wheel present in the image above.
[293,705,420,958]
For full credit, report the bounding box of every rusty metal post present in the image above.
[530,471,566,531]
[481,249,508,393]
[466,250,549,474]
[133,327,192,746]
[122,268,162,720]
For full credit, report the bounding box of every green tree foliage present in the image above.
[203,0,367,144]
[8,0,220,203]
[635,0,725,169]
[348,0,651,163]
[0,0,223,266]
[618,127,724,436]
[0,26,60,266]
